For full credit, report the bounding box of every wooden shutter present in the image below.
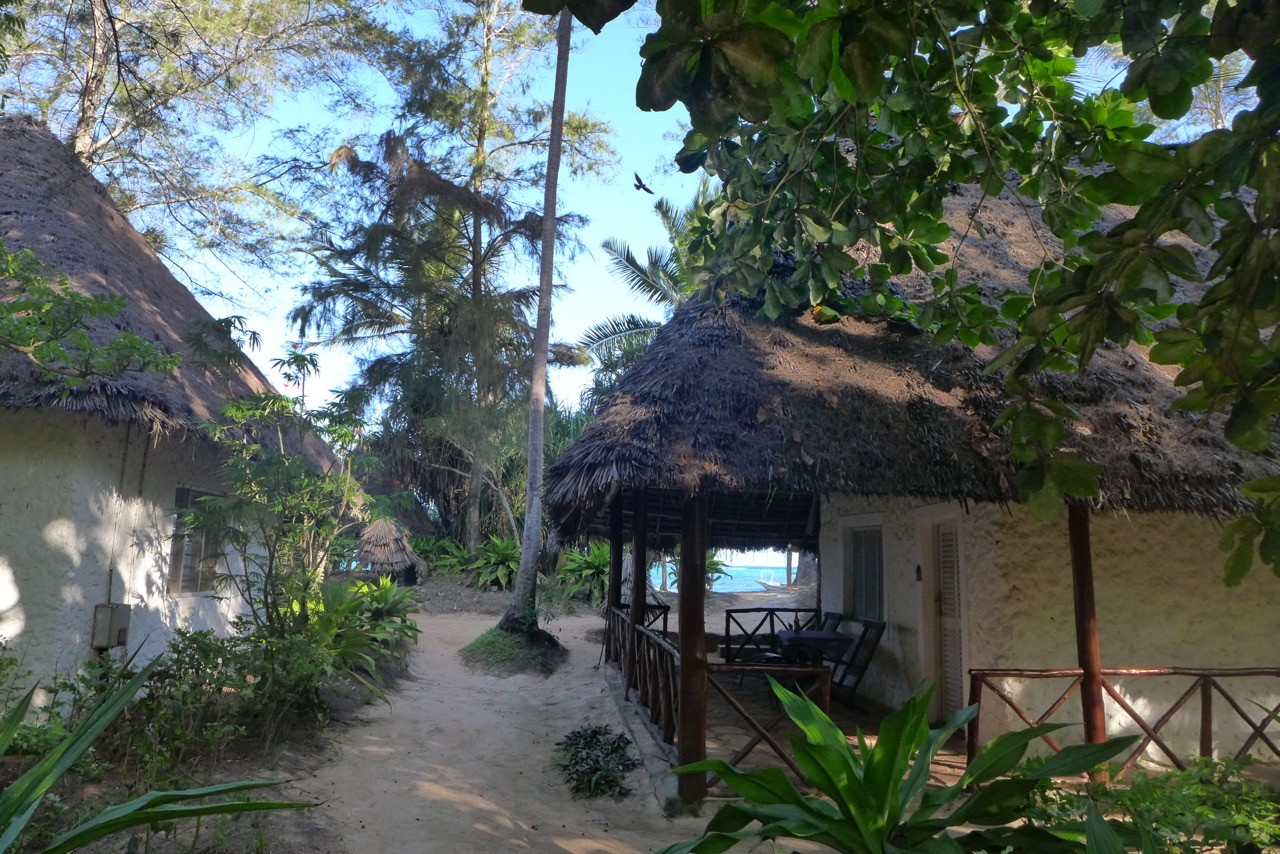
[937,522,964,715]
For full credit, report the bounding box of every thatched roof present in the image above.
[0,116,329,464]
[358,517,426,574]
[546,195,1275,551]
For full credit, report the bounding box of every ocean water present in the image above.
[649,565,791,593]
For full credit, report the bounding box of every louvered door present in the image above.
[935,521,964,716]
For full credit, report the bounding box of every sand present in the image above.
[273,612,710,853]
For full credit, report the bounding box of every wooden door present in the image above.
[935,521,965,716]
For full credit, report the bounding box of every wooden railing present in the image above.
[722,608,820,662]
[606,604,670,664]
[634,623,681,745]
[706,662,831,783]
[968,667,1280,775]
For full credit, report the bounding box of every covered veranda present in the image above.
[582,487,967,804]
[543,293,1280,806]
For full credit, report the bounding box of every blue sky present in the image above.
[200,9,700,409]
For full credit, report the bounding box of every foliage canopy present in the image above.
[526,0,1280,580]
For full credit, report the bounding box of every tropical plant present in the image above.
[1028,756,1280,853]
[663,679,1138,853]
[0,659,306,853]
[669,551,730,592]
[503,4,575,636]
[471,536,521,590]
[579,180,717,411]
[558,542,611,604]
[554,725,640,800]
[417,537,475,578]
[351,575,420,624]
[309,580,420,700]
[186,389,366,640]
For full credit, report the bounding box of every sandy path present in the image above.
[278,613,707,853]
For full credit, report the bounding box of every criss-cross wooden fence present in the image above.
[722,608,821,661]
[968,667,1280,775]
[605,607,831,782]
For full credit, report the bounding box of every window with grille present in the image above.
[169,487,223,595]
[842,526,883,621]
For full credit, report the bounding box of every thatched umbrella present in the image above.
[544,185,1276,801]
[358,518,426,584]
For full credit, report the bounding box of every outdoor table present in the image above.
[776,629,853,666]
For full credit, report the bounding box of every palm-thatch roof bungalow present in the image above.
[546,187,1280,802]
[0,116,329,686]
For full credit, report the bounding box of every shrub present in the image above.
[413,537,472,578]
[663,678,1139,853]
[554,725,640,800]
[1028,757,1280,853]
[470,536,520,590]
[109,629,249,781]
[0,659,306,853]
[558,543,611,604]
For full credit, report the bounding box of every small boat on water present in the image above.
[757,579,787,591]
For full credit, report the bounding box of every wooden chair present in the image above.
[830,619,886,708]
[819,611,844,632]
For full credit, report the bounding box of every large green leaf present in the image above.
[961,723,1067,786]
[44,781,309,854]
[0,688,34,758]
[1024,734,1138,779]
[0,660,159,851]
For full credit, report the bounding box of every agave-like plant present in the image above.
[0,659,307,853]
[663,678,1138,853]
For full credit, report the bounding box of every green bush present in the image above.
[554,725,640,800]
[308,578,421,701]
[470,536,519,590]
[663,679,1139,854]
[558,543,611,604]
[1028,757,1280,853]
[413,537,472,578]
[0,660,305,853]
[108,630,248,782]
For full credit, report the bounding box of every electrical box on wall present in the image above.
[91,603,131,650]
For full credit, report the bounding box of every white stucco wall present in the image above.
[819,494,1003,712]
[0,409,244,692]
[820,494,1280,763]
[985,506,1280,761]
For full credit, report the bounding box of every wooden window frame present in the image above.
[169,487,224,596]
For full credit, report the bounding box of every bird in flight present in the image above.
[634,172,655,194]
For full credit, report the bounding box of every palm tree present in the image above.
[579,179,715,409]
[501,7,573,633]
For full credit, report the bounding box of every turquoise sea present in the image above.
[649,565,791,593]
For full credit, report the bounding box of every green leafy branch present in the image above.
[0,240,179,385]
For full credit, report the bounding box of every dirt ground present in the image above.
[231,577,821,853]
[264,609,710,853]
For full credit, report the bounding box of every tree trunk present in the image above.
[74,0,113,159]
[499,8,572,633]
[465,463,483,552]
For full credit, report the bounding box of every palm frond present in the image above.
[580,314,662,352]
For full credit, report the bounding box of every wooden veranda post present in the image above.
[606,496,624,662]
[678,492,709,804]
[625,489,649,691]
[1068,502,1107,747]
